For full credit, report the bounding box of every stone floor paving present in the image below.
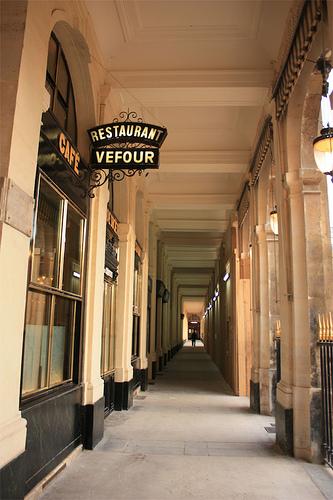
[41,346,333,500]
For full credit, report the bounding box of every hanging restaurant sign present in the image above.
[86,110,167,197]
[90,148,159,169]
[88,122,167,149]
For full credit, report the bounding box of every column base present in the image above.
[276,400,293,455]
[168,350,171,361]
[140,368,148,391]
[152,361,157,379]
[115,381,133,410]
[81,397,104,450]
[0,452,26,500]
[250,380,260,413]
[159,355,163,372]
[163,353,167,366]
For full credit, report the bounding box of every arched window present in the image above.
[45,33,77,143]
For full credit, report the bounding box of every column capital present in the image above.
[255,224,267,242]
[117,222,135,242]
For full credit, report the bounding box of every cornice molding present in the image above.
[110,69,273,89]
[272,0,323,120]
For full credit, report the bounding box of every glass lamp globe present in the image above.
[270,208,279,236]
[313,127,333,174]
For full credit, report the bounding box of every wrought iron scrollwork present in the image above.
[86,167,148,198]
[113,110,143,123]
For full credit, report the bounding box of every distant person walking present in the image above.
[191,331,197,347]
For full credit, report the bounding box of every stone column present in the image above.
[249,186,261,412]
[0,2,40,487]
[148,223,158,380]
[273,117,294,454]
[81,184,108,448]
[256,224,274,415]
[114,222,135,409]
[136,202,151,390]
[286,169,328,461]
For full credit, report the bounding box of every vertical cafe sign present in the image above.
[87,111,167,196]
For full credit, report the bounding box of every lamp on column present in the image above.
[313,127,333,179]
[270,207,279,236]
[313,52,333,181]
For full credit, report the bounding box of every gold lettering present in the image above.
[98,128,105,140]
[69,146,75,166]
[134,151,143,163]
[74,153,80,174]
[148,128,157,140]
[106,151,114,162]
[119,125,126,137]
[90,130,99,142]
[105,126,113,139]
[115,150,122,163]
[59,133,66,154]
[64,141,70,161]
[145,151,154,163]
[126,125,134,136]
[123,151,132,163]
[141,127,148,138]
[155,130,163,141]
[96,150,105,163]
[134,125,142,137]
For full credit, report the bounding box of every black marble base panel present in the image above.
[140,368,148,391]
[115,380,133,410]
[0,452,26,500]
[275,401,293,455]
[81,397,104,450]
[152,361,157,379]
[159,355,164,372]
[250,380,260,413]
[5,386,83,497]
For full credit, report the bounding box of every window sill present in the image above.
[20,382,82,410]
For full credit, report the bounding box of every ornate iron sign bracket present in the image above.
[86,111,167,198]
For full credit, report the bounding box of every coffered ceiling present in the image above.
[85,0,293,315]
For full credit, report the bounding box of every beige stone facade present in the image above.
[0,0,332,496]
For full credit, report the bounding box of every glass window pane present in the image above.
[22,291,51,395]
[110,284,116,371]
[57,53,69,102]
[62,205,84,295]
[47,36,58,82]
[45,79,54,110]
[101,283,112,374]
[32,179,62,287]
[53,95,67,129]
[66,85,77,143]
[50,297,75,385]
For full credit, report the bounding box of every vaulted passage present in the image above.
[40,346,329,500]
[1,1,333,497]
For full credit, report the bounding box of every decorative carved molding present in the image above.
[249,116,273,186]
[272,0,323,120]
[237,182,250,228]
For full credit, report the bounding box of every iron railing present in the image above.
[318,313,333,469]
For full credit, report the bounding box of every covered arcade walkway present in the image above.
[40,347,332,500]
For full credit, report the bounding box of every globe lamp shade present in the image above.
[313,127,333,175]
[270,209,279,236]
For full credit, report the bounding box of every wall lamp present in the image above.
[269,207,279,236]
[313,53,333,182]
[313,127,333,181]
